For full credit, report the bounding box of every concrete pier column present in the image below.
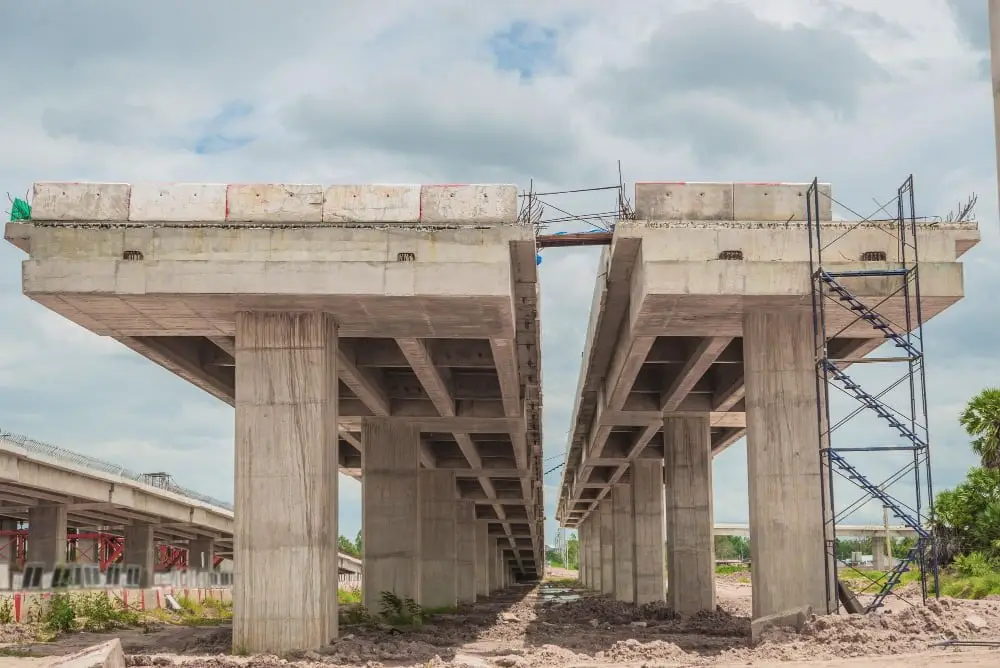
[588,512,602,592]
[189,538,215,572]
[123,522,155,587]
[27,506,67,569]
[456,500,477,604]
[0,520,18,575]
[362,418,421,611]
[419,470,458,610]
[475,523,490,598]
[744,310,831,619]
[599,499,615,596]
[872,539,890,571]
[611,483,635,603]
[632,460,665,604]
[73,534,100,564]
[489,539,501,591]
[579,522,588,586]
[663,416,716,614]
[234,311,339,653]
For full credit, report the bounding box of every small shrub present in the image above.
[378,591,424,628]
[954,552,996,578]
[42,594,75,633]
[0,598,13,624]
[74,593,139,631]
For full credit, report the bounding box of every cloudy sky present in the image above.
[0,0,996,545]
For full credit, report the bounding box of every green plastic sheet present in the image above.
[9,198,30,222]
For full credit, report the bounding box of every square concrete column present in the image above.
[456,500,477,604]
[632,459,665,604]
[362,418,421,611]
[234,311,339,653]
[579,523,588,586]
[189,538,215,571]
[475,522,490,598]
[744,310,831,618]
[588,512,602,592]
[599,499,615,596]
[872,538,891,571]
[664,416,716,615]
[73,534,100,564]
[123,522,155,587]
[489,539,502,591]
[420,470,458,609]
[28,506,67,570]
[1,519,19,571]
[611,484,635,603]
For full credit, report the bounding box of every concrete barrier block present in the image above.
[50,638,125,668]
[635,182,734,221]
[420,184,518,225]
[750,604,813,645]
[226,184,324,222]
[129,183,227,222]
[324,185,421,223]
[32,183,131,221]
[733,182,832,221]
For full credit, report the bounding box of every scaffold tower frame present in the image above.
[807,175,939,613]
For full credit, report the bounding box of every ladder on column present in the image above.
[807,175,938,613]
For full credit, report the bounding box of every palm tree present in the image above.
[960,388,1000,469]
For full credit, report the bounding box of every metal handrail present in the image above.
[0,429,233,511]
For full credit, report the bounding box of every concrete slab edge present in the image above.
[749,605,813,645]
[29,183,521,226]
[47,638,124,668]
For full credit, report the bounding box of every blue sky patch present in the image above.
[192,101,256,155]
[489,20,559,79]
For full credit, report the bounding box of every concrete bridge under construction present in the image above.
[0,431,362,581]
[2,179,978,654]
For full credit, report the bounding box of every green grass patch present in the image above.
[542,577,580,586]
[716,564,749,575]
[338,589,362,605]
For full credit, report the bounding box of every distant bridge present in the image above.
[714,523,918,539]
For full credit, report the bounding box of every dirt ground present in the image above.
[4,569,1000,667]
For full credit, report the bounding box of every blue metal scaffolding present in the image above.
[807,176,939,612]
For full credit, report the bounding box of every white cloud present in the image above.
[0,0,996,544]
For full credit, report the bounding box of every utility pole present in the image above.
[883,506,893,566]
[990,0,1000,213]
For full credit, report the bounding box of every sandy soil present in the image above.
[4,570,1000,667]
